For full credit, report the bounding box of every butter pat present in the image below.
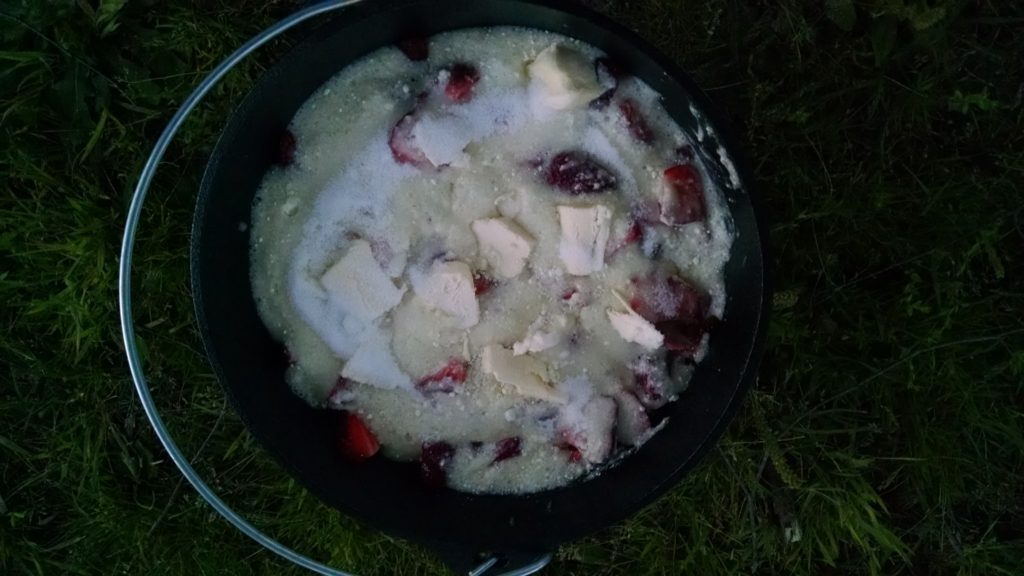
[513,313,573,355]
[341,328,412,390]
[481,345,566,404]
[320,240,405,323]
[471,217,535,278]
[528,44,604,110]
[410,260,480,328]
[606,290,663,349]
[557,204,612,275]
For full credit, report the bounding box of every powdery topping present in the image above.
[249,27,734,494]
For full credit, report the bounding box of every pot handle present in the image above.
[429,542,552,576]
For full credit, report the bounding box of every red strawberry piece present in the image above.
[327,377,356,409]
[556,439,584,463]
[545,151,617,194]
[618,99,653,143]
[659,164,707,226]
[419,441,456,488]
[388,112,430,167]
[417,357,469,393]
[442,63,480,103]
[473,272,495,295]
[606,218,644,259]
[675,144,695,162]
[492,436,522,464]
[369,238,394,268]
[613,390,651,446]
[629,271,710,324]
[277,129,296,166]
[397,36,429,61]
[630,354,670,409]
[655,319,706,356]
[337,412,380,462]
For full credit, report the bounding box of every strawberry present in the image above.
[419,441,456,488]
[442,63,480,103]
[618,98,653,143]
[388,112,430,167]
[397,36,429,61]
[556,436,584,463]
[629,271,710,325]
[655,319,706,356]
[630,354,669,409]
[545,151,617,195]
[472,272,495,295]
[606,218,644,259]
[417,357,469,393]
[492,436,522,463]
[660,164,707,226]
[337,411,380,462]
[277,129,296,166]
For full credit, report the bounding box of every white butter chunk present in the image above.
[481,345,566,404]
[471,217,536,278]
[320,240,405,324]
[341,328,412,390]
[411,111,474,168]
[557,204,612,275]
[410,260,480,328]
[606,289,663,349]
[528,44,604,110]
[513,313,572,355]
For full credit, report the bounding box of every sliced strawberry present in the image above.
[555,432,584,463]
[417,357,469,393]
[545,151,617,195]
[419,441,456,488]
[492,436,522,464]
[397,36,429,61]
[660,164,707,226]
[442,63,480,103]
[327,377,356,409]
[655,319,706,356]
[473,272,495,295]
[629,271,710,324]
[277,129,296,166]
[630,354,670,409]
[369,238,394,269]
[337,411,380,462]
[614,390,651,446]
[388,112,430,167]
[606,218,644,259]
[619,99,653,143]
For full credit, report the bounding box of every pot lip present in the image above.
[187,0,770,564]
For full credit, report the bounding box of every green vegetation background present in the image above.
[1,0,1022,574]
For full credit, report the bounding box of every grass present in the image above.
[1,0,1022,574]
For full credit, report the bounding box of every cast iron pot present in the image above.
[192,0,769,573]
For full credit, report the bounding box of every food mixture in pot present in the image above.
[249,27,733,494]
